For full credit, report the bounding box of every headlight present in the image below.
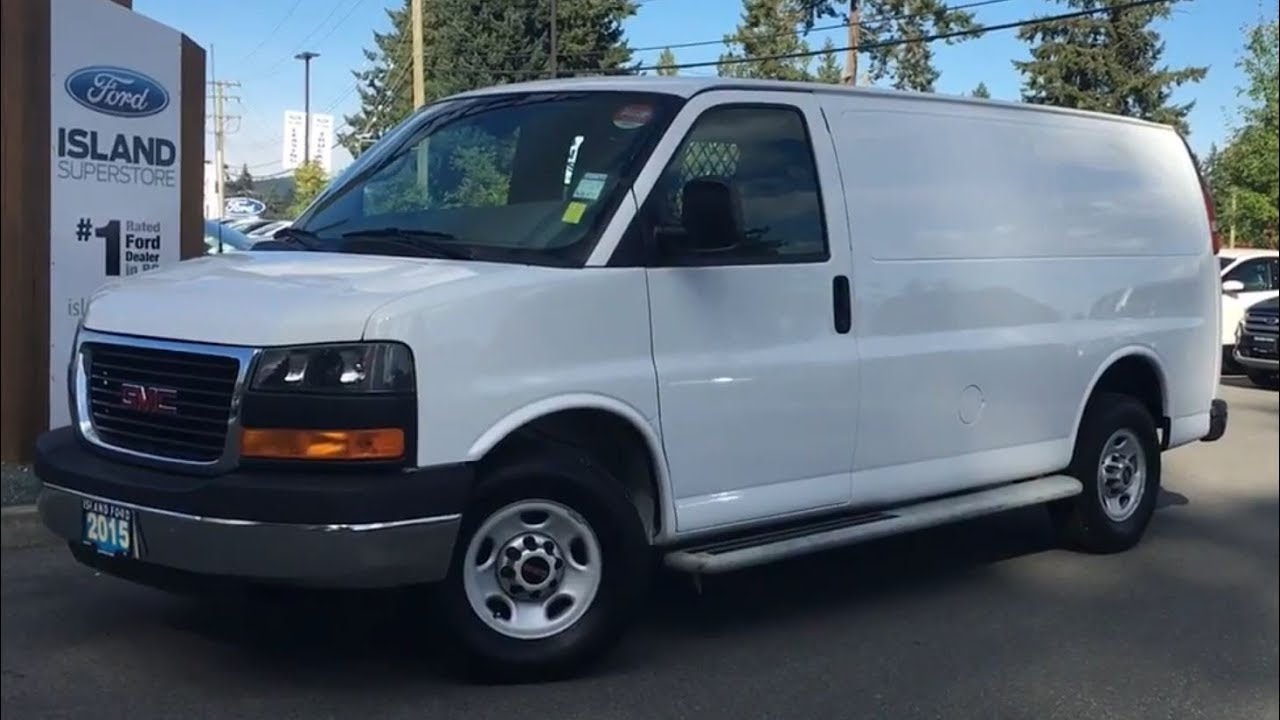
[250,342,414,393]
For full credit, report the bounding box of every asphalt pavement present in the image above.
[3,380,1277,720]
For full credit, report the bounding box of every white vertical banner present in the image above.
[49,0,184,429]
[281,111,335,174]
[281,110,306,171]
[309,113,335,174]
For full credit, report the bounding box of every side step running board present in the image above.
[664,475,1083,575]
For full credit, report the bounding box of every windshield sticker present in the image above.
[562,201,588,224]
[613,104,654,130]
[572,172,608,202]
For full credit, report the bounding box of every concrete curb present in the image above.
[1,505,57,550]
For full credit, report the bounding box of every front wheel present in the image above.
[440,448,650,681]
[1050,393,1161,554]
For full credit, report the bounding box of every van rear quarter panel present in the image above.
[825,95,1216,501]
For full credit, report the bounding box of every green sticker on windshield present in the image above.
[572,172,608,202]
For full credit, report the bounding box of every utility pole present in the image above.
[1229,188,1238,249]
[294,51,319,166]
[845,0,860,85]
[411,0,425,109]
[549,0,558,78]
[207,47,241,225]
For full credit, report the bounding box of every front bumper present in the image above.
[1233,347,1279,372]
[1233,328,1278,372]
[35,427,471,589]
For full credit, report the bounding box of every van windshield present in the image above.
[288,91,682,267]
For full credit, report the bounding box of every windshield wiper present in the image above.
[340,227,473,260]
[264,226,325,250]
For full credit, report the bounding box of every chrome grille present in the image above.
[84,342,240,462]
[1244,308,1279,336]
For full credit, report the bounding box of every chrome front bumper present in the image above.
[1233,348,1279,372]
[39,484,461,588]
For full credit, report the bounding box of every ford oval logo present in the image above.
[65,65,169,118]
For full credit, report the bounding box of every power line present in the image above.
[628,0,1176,73]
[251,0,361,81]
[309,0,375,49]
[319,0,1014,125]
[237,0,305,68]
[633,0,1013,57]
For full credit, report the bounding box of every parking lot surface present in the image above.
[2,380,1276,720]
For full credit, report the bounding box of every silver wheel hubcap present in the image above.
[462,500,602,640]
[1097,429,1146,522]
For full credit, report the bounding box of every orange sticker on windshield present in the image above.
[613,104,654,130]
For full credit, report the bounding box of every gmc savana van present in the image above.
[36,77,1229,678]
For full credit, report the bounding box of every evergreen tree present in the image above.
[1208,18,1279,248]
[814,37,844,83]
[790,0,982,92]
[971,81,990,98]
[656,47,679,76]
[289,162,329,217]
[341,0,637,158]
[719,0,812,81]
[1013,0,1207,134]
[225,163,255,196]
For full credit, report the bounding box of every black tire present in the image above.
[1245,369,1280,390]
[440,444,650,682]
[1050,392,1161,554]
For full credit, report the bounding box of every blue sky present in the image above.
[134,0,1277,176]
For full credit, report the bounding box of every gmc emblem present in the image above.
[119,382,178,415]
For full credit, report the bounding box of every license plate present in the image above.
[82,499,136,557]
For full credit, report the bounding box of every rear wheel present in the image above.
[1050,393,1161,553]
[441,447,650,681]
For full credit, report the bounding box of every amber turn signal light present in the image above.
[241,428,405,461]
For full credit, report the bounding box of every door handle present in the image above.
[832,275,851,334]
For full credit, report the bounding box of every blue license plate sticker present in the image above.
[82,499,135,557]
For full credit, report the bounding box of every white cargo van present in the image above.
[36,77,1229,678]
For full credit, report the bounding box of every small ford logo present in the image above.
[65,66,169,118]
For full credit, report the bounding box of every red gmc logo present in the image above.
[119,382,178,415]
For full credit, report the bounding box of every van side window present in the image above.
[647,105,827,266]
[1225,258,1278,292]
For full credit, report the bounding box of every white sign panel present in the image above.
[50,0,183,428]
[309,113,335,174]
[281,111,335,174]
[281,110,307,171]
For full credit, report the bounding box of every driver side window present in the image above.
[1225,258,1278,292]
[645,104,828,266]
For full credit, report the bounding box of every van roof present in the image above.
[446,75,1173,132]
[1219,247,1280,260]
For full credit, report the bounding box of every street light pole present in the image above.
[294,51,319,166]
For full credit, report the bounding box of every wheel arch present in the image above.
[1071,347,1170,450]
[467,394,674,542]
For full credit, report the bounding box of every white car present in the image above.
[247,220,291,238]
[34,77,1228,679]
[1218,248,1279,364]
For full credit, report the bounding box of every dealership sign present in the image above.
[64,65,170,118]
[224,196,266,218]
[49,0,183,429]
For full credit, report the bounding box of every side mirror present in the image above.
[1222,279,1245,294]
[665,177,744,254]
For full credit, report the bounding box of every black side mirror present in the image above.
[665,177,744,254]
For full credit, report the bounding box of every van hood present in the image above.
[83,251,518,347]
